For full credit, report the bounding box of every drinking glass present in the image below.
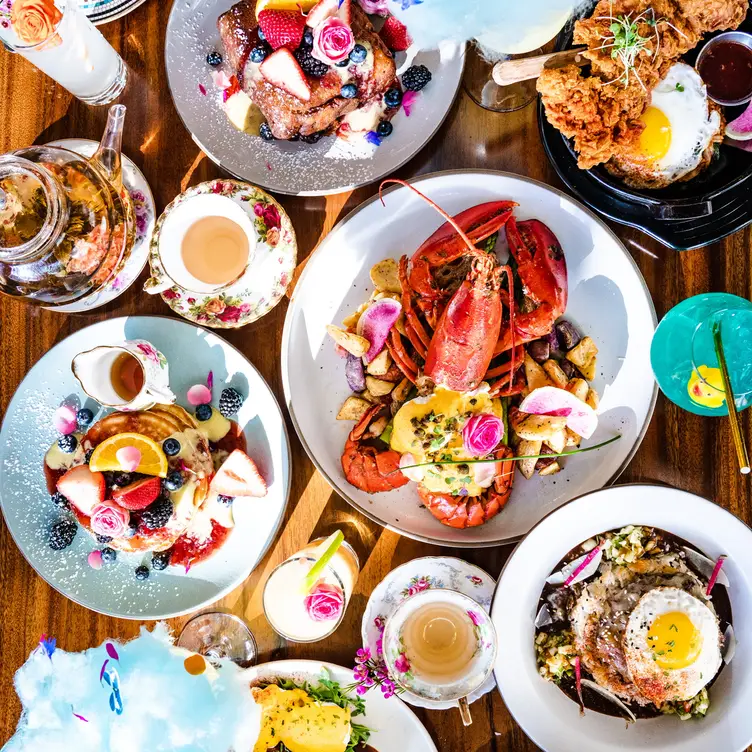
[0,0,127,105]
[177,612,258,668]
[651,293,752,416]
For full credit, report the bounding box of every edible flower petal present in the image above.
[401,90,420,117]
[462,413,503,457]
[312,16,354,64]
[115,446,142,472]
[53,405,77,435]
[187,384,212,406]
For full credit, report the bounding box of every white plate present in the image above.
[492,484,752,752]
[0,316,291,619]
[282,170,657,547]
[164,0,465,195]
[243,659,438,751]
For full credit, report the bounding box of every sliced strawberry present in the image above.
[112,476,162,511]
[258,9,305,50]
[305,0,338,28]
[57,465,105,517]
[210,449,267,498]
[380,15,411,52]
[260,48,312,101]
[337,0,351,25]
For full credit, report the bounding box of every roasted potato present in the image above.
[566,336,598,368]
[514,414,568,441]
[524,353,551,392]
[545,430,567,454]
[543,359,569,389]
[565,427,581,447]
[336,396,371,421]
[367,348,391,377]
[565,378,589,403]
[518,439,543,480]
[326,325,370,357]
[578,356,597,382]
[365,375,395,397]
[586,388,600,410]
[370,259,402,293]
[538,461,562,477]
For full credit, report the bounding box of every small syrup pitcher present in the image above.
[72,340,176,411]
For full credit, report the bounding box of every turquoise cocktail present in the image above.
[651,293,752,417]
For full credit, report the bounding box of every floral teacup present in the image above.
[383,588,498,726]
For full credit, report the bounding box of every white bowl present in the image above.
[492,484,752,752]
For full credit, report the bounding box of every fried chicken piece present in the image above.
[538,0,748,169]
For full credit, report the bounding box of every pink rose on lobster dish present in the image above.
[90,501,130,539]
[462,413,503,457]
[312,16,355,65]
[304,581,345,622]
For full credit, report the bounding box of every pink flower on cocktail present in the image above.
[304,581,345,622]
[312,16,354,65]
[462,413,503,457]
[90,502,130,538]
[394,653,410,674]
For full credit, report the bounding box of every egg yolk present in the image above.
[638,106,672,162]
[647,612,703,670]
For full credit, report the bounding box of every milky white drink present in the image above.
[263,539,359,642]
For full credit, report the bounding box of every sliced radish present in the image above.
[546,546,603,586]
[723,624,736,665]
[580,679,636,723]
[682,546,730,588]
[399,453,424,483]
[534,603,553,628]
[706,555,727,596]
[356,298,402,364]
[574,656,584,715]
[727,101,752,140]
[519,386,598,439]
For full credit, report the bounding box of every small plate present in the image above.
[44,138,155,313]
[243,659,438,751]
[361,556,496,710]
[164,0,465,195]
[0,316,291,619]
[79,0,149,25]
[147,179,297,329]
[492,484,752,752]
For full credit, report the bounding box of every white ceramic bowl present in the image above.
[491,484,752,752]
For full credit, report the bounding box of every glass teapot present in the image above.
[0,105,135,307]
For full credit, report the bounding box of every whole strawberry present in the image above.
[380,15,411,52]
[258,9,306,50]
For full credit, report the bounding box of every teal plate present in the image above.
[0,316,291,619]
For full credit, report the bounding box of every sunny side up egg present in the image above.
[390,386,504,496]
[250,685,352,752]
[623,587,722,706]
[634,62,721,183]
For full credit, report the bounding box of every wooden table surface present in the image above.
[1,3,751,751]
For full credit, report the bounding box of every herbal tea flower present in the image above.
[304,581,345,622]
[312,16,355,65]
[11,0,61,45]
[90,501,130,539]
[462,413,503,457]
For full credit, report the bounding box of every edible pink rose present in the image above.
[304,581,345,622]
[312,17,354,65]
[90,501,130,538]
[357,0,389,15]
[462,413,503,457]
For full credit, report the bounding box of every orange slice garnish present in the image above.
[89,433,169,478]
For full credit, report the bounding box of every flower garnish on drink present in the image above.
[10,0,61,45]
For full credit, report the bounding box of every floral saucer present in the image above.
[360,556,497,710]
[146,180,297,329]
[44,139,155,314]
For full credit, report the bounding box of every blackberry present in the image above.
[377,120,393,137]
[58,434,78,453]
[96,533,112,544]
[135,565,150,581]
[141,498,174,530]
[219,387,244,418]
[349,44,367,64]
[51,492,70,510]
[250,45,268,64]
[340,83,358,99]
[164,470,184,492]
[76,407,94,427]
[217,494,234,506]
[384,87,402,109]
[49,519,77,551]
[101,547,117,564]
[294,47,329,78]
[259,122,275,141]
[196,404,213,422]
[84,448,94,464]
[300,131,324,144]
[152,551,171,571]
[162,438,181,457]
[402,64,431,91]
[206,51,222,67]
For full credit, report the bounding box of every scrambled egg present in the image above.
[390,386,503,497]
[251,685,351,752]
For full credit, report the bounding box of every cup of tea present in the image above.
[72,339,176,411]
[383,588,498,726]
[145,193,257,296]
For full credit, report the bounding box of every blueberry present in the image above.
[336,59,349,67]
[101,547,117,563]
[250,45,268,64]
[57,434,78,453]
[340,83,358,99]
[303,28,314,46]
[76,408,94,427]
[113,472,132,487]
[217,494,234,506]
[96,534,112,544]
[300,132,323,144]
[384,87,402,109]
[196,404,213,422]
[152,551,171,570]
[51,492,69,510]
[164,470,184,492]
[163,438,181,457]
[349,44,367,64]
[206,51,223,67]
[259,122,275,141]
[84,449,93,464]
[257,27,266,42]
[135,565,150,581]
[125,517,139,537]
[377,120,393,137]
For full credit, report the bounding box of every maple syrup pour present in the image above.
[110,351,144,401]
[181,216,249,286]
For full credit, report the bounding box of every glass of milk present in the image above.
[0,0,127,105]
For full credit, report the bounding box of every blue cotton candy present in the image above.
[3,624,257,752]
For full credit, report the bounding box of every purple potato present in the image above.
[559,359,581,380]
[345,354,366,392]
[555,320,581,350]
[543,328,560,352]
[527,340,550,364]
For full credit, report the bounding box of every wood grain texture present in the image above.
[1,4,751,751]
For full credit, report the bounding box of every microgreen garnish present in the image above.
[675,82,684,92]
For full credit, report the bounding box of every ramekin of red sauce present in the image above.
[696,31,752,106]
